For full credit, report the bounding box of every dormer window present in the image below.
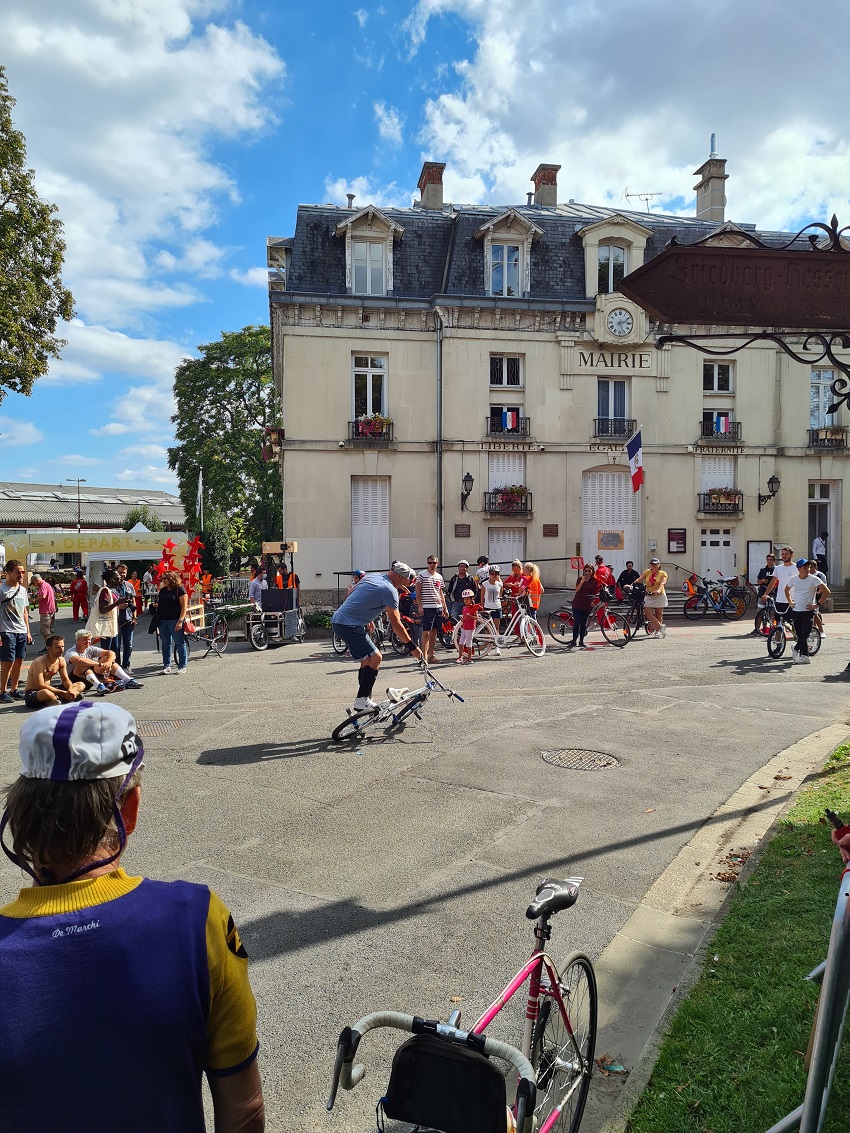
[475,210,543,299]
[578,215,652,300]
[336,206,403,297]
[353,240,384,295]
[598,243,627,294]
[491,243,521,297]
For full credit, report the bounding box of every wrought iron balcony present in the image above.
[808,425,847,448]
[486,415,531,437]
[698,490,744,515]
[593,417,636,439]
[484,489,532,516]
[698,420,742,442]
[348,418,394,445]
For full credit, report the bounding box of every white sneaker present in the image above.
[160,666,172,675]
[352,696,378,711]
[798,655,812,665]
[820,630,827,636]
[176,667,187,674]
[493,648,502,657]
[658,625,667,638]
[792,647,800,659]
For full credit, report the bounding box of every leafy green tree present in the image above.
[167,325,282,553]
[201,504,231,576]
[123,504,165,531]
[0,66,74,399]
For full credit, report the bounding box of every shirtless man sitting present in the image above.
[24,636,86,709]
[65,629,143,692]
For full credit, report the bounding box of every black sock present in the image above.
[358,666,378,698]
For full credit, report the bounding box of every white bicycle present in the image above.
[331,663,464,742]
[452,599,546,658]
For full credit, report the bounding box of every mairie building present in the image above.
[267,147,849,598]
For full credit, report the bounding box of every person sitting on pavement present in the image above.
[331,561,422,713]
[31,573,57,655]
[23,635,86,709]
[617,561,640,598]
[69,567,90,622]
[0,701,265,1133]
[66,629,141,693]
[248,568,267,610]
[0,560,33,704]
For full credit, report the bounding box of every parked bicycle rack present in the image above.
[765,865,850,1133]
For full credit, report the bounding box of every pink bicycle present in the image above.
[327,877,597,1133]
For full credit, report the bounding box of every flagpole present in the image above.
[621,422,644,452]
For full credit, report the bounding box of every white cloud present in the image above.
[411,0,850,230]
[115,464,178,487]
[229,266,269,287]
[0,419,44,446]
[118,443,169,460]
[374,101,403,145]
[49,454,103,466]
[46,319,191,386]
[354,7,368,27]
[90,423,131,437]
[323,174,411,210]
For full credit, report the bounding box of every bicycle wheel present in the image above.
[438,620,455,650]
[722,594,747,621]
[767,625,787,658]
[331,708,383,743]
[532,952,598,1133]
[332,633,348,655]
[547,610,575,644]
[249,622,269,651]
[683,596,706,620]
[383,693,428,735]
[455,619,495,657]
[754,609,773,637]
[807,626,822,656]
[521,616,546,656]
[390,632,408,656]
[599,610,631,647]
[730,587,752,608]
[210,616,229,654]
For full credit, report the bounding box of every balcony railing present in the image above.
[809,426,848,448]
[486,416,531,437]
[484,489,532,516]
[348,419,394,445]
[593,417,636,439]
[698,420,742,442]
[698,491,744,514]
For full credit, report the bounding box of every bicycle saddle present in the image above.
[525,877,583,920]
[387,688,409,702]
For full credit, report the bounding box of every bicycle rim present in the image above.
[384,693,428,734]
[532,953,597,1133]
[683,596,706,619]
[212,618,228,653]
[767,626,786,658]
[521,617,546,656]
[599,611,630,647]
[807,628,822,656]
[547,611,574,644]
[331,708,383,742]
[722,595,746,621]
[332,634,348,655]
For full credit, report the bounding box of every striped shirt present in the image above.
[416,570,445,608]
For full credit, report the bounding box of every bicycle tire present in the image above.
[547,610,575,644]
[521,616,546,656]
[390,632,408,656]
[452,620,495,658]
[249,623,269,651]
[754,609,773,636]
[722,594,747,621]
[599,610,631,647]
[807,626,822,656]
[438,622,455,650]
[730,586,752,608]
[683,595,706,620]
[331,708,383,743]
[767,625,787,658]
[211,616,229,654]
[332,633,348,656]
[383,693,428,735]
[531,952,598,1133]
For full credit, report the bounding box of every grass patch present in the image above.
[626,741,850,1133]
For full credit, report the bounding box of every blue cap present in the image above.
[352,569,365,578]
[796,558,809,568]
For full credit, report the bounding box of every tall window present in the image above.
[703,362,732,392]
[490,355,523,388]
[491,243,520,296]
[811,368,836,429]
[597,244,626,294]
[598,378,627,421]
[353,241,385,295]
[353,355,386,417]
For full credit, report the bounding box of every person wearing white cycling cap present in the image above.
[0,701,264,1133]
[331,561,423,712]
[446,559,476,619]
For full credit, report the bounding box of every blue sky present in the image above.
[1,0,847,490]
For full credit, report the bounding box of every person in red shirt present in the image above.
[456,589,483,664]
[594,555,615,587]
[69,568,89,623]
[568,565,599,649]
[502,560,528,599]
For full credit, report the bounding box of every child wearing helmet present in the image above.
[456,589,483,664]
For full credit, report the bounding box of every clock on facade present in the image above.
[606,307,634,337]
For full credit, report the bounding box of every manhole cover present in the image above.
[541,748,620,770]
[136,719,187,738]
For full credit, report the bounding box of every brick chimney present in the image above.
[531,163,560,207]
[418,161,446,210]
[693,135,727,222]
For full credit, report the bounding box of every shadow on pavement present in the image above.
[198,737,339,764]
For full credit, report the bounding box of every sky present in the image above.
[1,0,848,491]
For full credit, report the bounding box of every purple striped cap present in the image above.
[19,702,143,782]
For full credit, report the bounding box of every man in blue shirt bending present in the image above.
[332,561,422,711]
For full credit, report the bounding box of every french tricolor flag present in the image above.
[626,430,644,493]
[502,409,517,431]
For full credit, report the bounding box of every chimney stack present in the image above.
[417,161,446,210]
[346,193,356,208]
[531,163,561,207]
[693,136,727,222]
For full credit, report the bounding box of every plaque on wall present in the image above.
[668,528,686,553]
[454,524,471,538]
[542,524,559,537]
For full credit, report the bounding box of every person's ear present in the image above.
[120,785,141,836]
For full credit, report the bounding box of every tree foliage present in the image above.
[201,505,231,576]
[0,66,75,400]
[168,325,282,559]
[123,504,165,531]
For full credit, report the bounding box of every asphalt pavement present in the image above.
[1,607,848,1132]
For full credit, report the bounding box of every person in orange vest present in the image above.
[274,566,283,589]
[279,564,300,610]
[201,571,213,599]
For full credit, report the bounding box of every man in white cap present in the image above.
[331,561,422,712]
[0,702,264,1132]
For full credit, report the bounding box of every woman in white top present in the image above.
[482,566,504,632]
[785,558,829,663]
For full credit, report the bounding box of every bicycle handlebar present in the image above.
[327,1011,536,1131]
[419,662,465,704]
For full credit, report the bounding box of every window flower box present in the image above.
[485,485,532,515]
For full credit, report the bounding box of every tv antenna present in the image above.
[623,187,662,212]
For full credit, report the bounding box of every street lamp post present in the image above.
[66,478,87,533]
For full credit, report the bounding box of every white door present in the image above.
[351,476,390,572]
[488,453,525,490]
[488,528,526,574]
[700,527,736,578]
[581,470,639,577]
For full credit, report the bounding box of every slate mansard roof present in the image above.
[273,199,802,305]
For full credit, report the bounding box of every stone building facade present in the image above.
[268,152,849,597]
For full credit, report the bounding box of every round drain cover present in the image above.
[541,748,619,770]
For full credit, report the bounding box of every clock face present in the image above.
[606,307,634,337]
